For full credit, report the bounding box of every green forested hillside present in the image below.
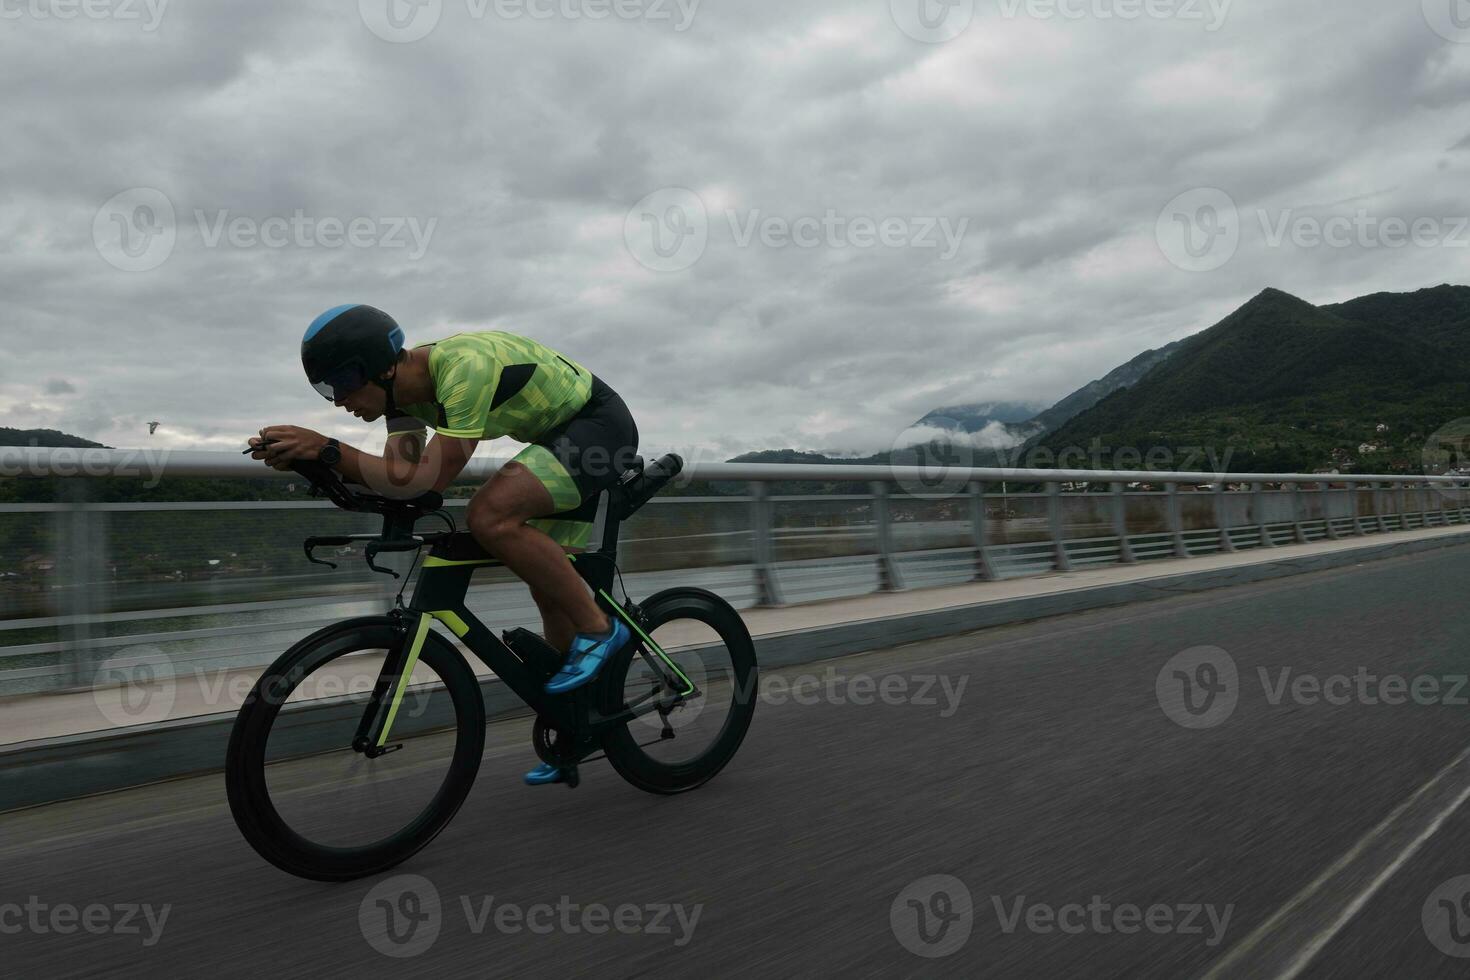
[1041,286,1470,473]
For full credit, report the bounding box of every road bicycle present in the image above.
[225,454,757,881]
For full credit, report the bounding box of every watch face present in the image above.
[321,443,341,464]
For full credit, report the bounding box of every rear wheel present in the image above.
[600,589,757,794]
[225,618,485,881]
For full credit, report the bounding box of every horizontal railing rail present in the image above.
[3,448,1469,698]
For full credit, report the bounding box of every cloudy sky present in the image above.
[4,0,1470,463]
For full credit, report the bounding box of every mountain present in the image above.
[1026,340,1185,434]
[913,401,1043,435]
[1039,285,1470,473]
[908,340,1185,446]
[0,428,106,449]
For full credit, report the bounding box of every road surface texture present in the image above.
[7,544,1470,978]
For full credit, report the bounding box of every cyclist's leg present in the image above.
[531,583,577,654]
[466,463,609,636]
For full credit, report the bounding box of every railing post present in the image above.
[1254,482,1275,548]
[1215,482,1236,553]
[871,482,905,592]
[1047,482,1073,571]
[56,479,110,690]
[1112,482,1136,564]
[1291,482,1309,543]
[1322,483,1340,540]
[968,481,997,582]
[749,481,784,607]
[1167,482,1189,558]
[1439,483,1452,527]
[1346,481,1364,536]
[1376,483,1389,534]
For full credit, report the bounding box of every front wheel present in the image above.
[600,588,757,794]
[225,618,486,881]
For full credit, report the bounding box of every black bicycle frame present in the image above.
[356,490,694,755]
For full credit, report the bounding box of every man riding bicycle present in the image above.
[249,304,639,785]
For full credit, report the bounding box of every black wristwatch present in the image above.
[319,438,342,467]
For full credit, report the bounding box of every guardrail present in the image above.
[3,447,1469,697]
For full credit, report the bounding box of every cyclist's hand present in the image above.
[254,426,328,471]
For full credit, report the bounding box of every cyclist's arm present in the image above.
[336,432,479,497]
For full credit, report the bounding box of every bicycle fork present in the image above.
[353,612,432,757]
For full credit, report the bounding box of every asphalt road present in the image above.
[8,544,1470,977]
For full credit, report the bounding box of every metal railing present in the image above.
[2,447,1469,696]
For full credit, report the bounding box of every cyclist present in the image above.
[249,304,639,785]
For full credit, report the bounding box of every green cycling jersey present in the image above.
[393,332,593,442]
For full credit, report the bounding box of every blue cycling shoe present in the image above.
[544,618,630,694]
[523,763,567,786]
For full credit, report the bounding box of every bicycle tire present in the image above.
[600,588,757,794]
[225,618,485,881]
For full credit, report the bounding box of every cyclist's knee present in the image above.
[467,492,522,545]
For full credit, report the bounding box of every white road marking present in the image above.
[1200,743,1470,979]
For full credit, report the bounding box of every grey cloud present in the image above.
[1,1,1464,455]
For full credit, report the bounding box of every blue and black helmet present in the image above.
[301,304,406,402]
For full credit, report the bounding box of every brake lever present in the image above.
[304,536,353,570]
[364,539,424,579]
